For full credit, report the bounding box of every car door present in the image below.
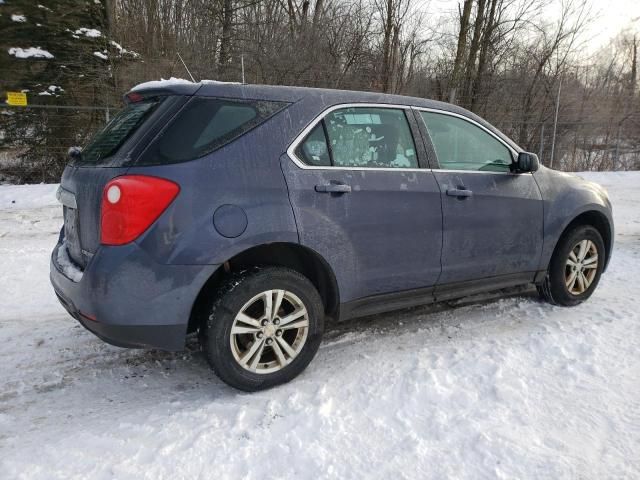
[281,104,443,306]
[415,108,544,294]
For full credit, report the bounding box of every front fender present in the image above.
[534,167,614,272]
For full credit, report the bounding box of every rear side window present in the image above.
[139,97,287,164]
[80,98,162,164]
[295,123,331,166]
[294,106,418,169]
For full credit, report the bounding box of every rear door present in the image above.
[416,109,543,291]
[281,104,443,305]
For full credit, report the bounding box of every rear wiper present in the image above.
[67,146,83,162]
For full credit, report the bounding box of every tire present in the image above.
[200,266,324,391]
[538,225,605,306]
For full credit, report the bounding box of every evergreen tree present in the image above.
[0,0,138,182]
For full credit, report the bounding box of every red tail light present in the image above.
[100,175,180,245]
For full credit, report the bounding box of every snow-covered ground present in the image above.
[0,173,639,479]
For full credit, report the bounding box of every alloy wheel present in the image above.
[565,239,598,295]
[229,289,309,374]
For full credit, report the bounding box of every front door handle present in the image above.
[315,183,352,194]
[446,188,473,198]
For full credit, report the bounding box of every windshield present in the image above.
[78,97,163,164]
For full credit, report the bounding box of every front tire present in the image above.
[200,267,324,391]
[538,225,605,306]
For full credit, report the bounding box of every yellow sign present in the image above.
[6,91,28,106]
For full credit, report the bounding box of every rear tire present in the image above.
[200,267,324,391]
[538,225,605,306]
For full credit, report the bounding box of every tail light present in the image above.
[100,175,180,245]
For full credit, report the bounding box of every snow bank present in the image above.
[93,51,108,60]
[8,47,54,59]
[0,183,58,209]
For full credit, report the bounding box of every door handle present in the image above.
[315,183,352,194]
[446,188,473,198]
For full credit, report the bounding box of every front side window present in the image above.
[140,97,288,164]
[295,107,418,169]
[421,111,513,172]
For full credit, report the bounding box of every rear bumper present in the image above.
[50,241,218,351]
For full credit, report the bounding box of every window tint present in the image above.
[140,97,287,164]
[80,97,162,164]
[421,111,513,172]
[324,107,418,168]
[295,123,331,166]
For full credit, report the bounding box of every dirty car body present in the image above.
[50,82,613,389]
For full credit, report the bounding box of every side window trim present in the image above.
[404,108,430,169]
[320,119,335,166]
[410,107,439,170]
[287,103,427,172]
[412,107,521,174]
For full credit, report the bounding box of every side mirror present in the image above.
[516,152,539,173]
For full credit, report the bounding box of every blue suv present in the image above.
[50,82,613,391]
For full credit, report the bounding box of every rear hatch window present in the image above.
[138,97,288,165]
[77,97,164,165]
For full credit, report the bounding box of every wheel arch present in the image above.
[550,210,612,272]
[188,242,340,333]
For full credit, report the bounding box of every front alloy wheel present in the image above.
[538,224,605,306]
[564,239,599,295]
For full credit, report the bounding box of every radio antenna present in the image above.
[177,52,196,83]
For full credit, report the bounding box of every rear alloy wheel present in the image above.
[538,225,605,306]
[230,289,309,374]
[201,267,324,391]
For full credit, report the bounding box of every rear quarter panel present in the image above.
[127,104,304,266]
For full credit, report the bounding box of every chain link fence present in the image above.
[0,104,112,184]
[1,100,639,184]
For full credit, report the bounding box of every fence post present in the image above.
[614,123,621,171]
[550,76,562,169]
[105,106,110,123]
[539,124,545,160]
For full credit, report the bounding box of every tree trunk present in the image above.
[381,0,395,93]
[470,0,497,111]
[218,0,234,75]
[449,0,474,103]
[287,0,297,37]
[313,0,324,25]
[462,0,486,107]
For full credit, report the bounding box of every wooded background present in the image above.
[1,0,639,183]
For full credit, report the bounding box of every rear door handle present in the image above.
[446,188,473,198]
[315,183,352,194]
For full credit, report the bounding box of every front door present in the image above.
[282,105,443,304]
[417,109,544,289]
